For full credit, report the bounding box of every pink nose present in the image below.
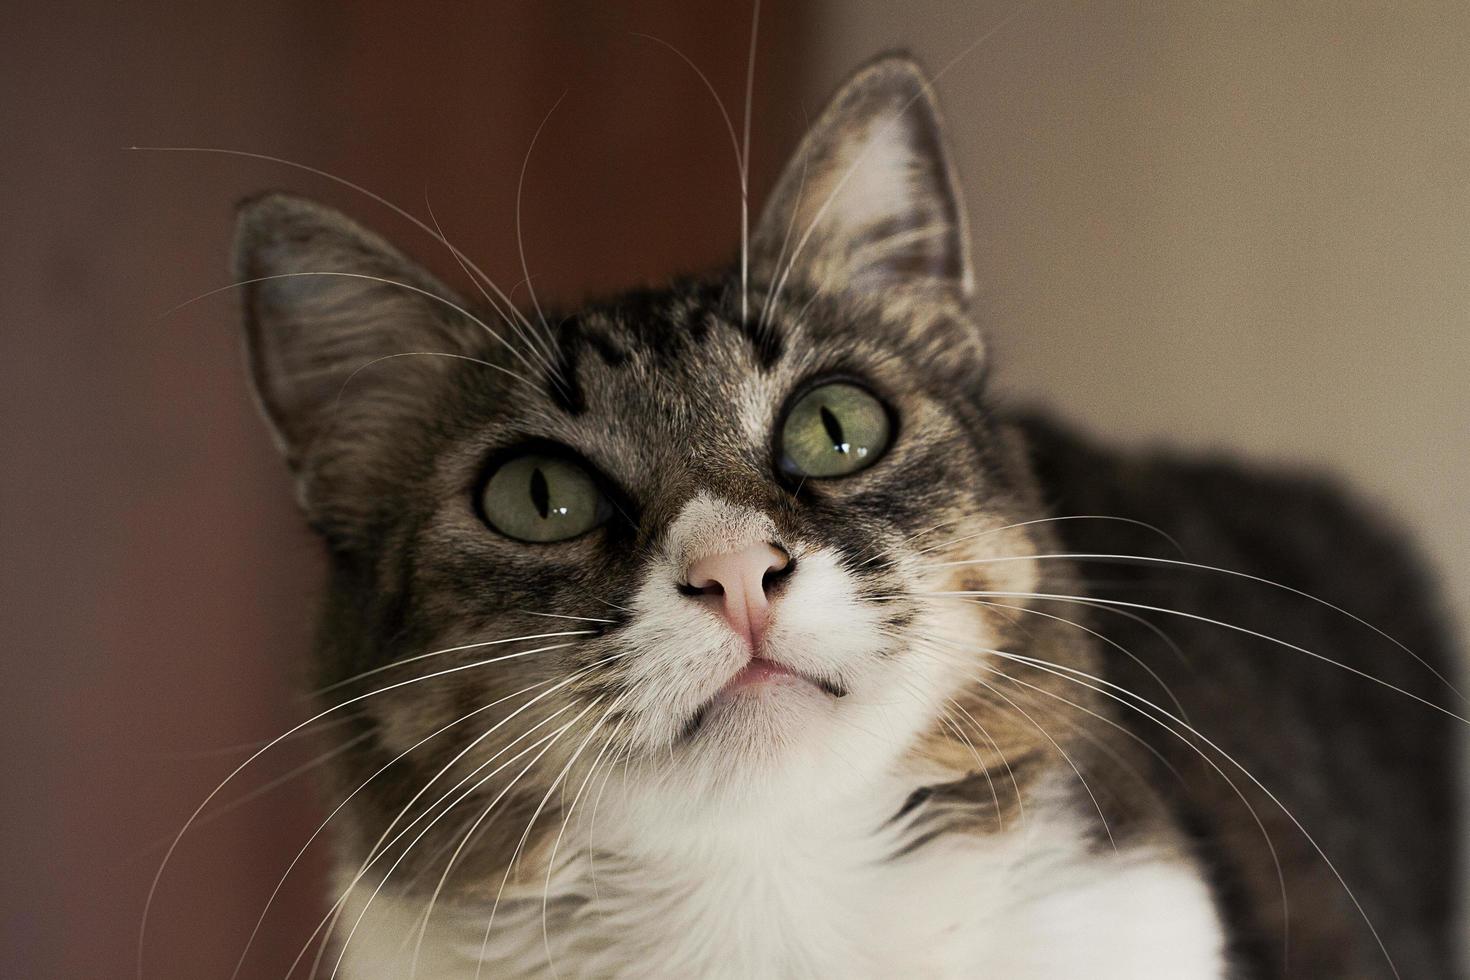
[684,542,792,649]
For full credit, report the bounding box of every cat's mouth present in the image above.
[680,657,848,741]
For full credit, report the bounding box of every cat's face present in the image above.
[240,59,1055,859]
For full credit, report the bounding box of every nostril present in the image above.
[677,580,724,597]
[761,551,795,593]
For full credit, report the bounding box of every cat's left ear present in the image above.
[750,55,973,306]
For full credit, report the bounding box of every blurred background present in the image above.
[3,1,1465,976]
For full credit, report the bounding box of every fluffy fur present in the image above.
[234,56,1460,978]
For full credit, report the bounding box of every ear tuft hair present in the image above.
[751,55,973,306]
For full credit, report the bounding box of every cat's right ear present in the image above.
[235,193,478,541]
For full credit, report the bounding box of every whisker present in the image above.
[136,730,371,860]
[941,694,1025,822]
[294,712,570,980]
[920,632,1185,797]
[936,705,1005,830]
[327,351,533,417]
[925,552,1464,702]
[977,660,1188,791]
[936,703,987,774]
[959,597,1191,722]
[309,653,627,978]
[967,669,1116,852]
[850,513,1183,582]
[313,630,594,697]
[584,737,634,914]
[630,33,743,183]
[1063,597,1193,668]
[918,589,1470,726]
[403,701,598,980]
[881,665,1014,828]
[909,515,1185,561]
[131,144,547,360]
[139,713,355,761]
[918,636,1289,967]
[398,701,610,979]
[763,0,1040,318]
[164,270,544,383]
[903,636,1116,853]
[982,671,1157,800]
[738,0,761,327]
[539,705,630,977]
[965,643,1380,975]
[631,30,745,321]
[138,640,576,979]
[516,92,567,344]
[423,193,558,375]
[594,596,635,615]
[755,111,809,338]
[227,677,560,980]
[473,700,618,980]
[328,714,587,980]
[517,611,619,625]
[855,516,968,569]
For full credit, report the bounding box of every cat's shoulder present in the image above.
[1010,411,1462,978]
[1011,410,1446,614]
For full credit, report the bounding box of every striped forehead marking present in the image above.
[544,289,788,414]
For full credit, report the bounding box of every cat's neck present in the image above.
[333,770,1227,979]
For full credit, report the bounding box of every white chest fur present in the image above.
[333,786,1226,980]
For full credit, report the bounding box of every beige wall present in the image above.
[806,0,1469,636]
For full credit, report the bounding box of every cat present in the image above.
[230,55,1461,978]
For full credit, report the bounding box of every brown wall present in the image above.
[1,2,809,976]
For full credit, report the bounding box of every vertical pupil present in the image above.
[819,405,846,451]
[529,466,551,520]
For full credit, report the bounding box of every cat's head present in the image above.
[238,57,1061,845]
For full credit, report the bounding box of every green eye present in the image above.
[779,382,893,479]
[479,454,611,543]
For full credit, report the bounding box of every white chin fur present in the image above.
[698,676,833,745]
[325,494,1226,978]
[613,530,956,819]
